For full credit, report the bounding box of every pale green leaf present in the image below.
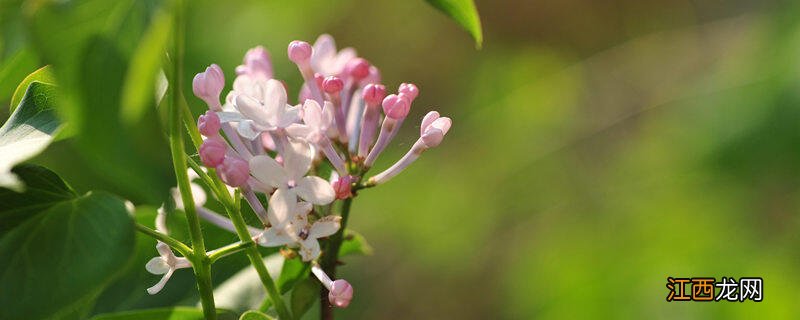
[424,0,483,48]
[9,65,55,112]
[0,82,60,191]
[120,8,173,123]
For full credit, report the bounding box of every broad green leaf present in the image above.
[424,0,483,48]
[0,82,60,192]
[339,229,373,257]
[25,0,173,204]
[0,191,135,320]
[9,65,55,112]
[239,310,276,320]
[0,48,39,106]
[290,277,319,319]
[90,307,237,320]
[120,8,173,124]
[69,35,172,204]
[0,164,75,233]
[277,257,311,294]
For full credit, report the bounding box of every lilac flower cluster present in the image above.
[146,35,452,309]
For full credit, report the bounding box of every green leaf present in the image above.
[90,307,237,320]
[290,277,319,319]
[120,8,172,124]
[0,48,39,107]
[339,229,373,257]
[69,35,173,204]
[9,65,55,112]
[239,310,276,320]
[0,164,76,234]
[424,0,483,48]
[0,82,61,192]
[277,257,311,294]
[0,191,135,320]
[24,0,173,204]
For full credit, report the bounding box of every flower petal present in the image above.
[267,187,297,228]
[303,100,323,128]
[216,111,245,123]
[285,124,313,140]
[309,215,341,239]
[249,155,288,188]
[277,104,301,128]
[237,120,261,141]
[145,257,170,275]
[235,95,272,128]
[299,239,321,261]
[294,176,335,205]
[284,140,313,181]
[258,227,296,247]
[263,79,288,120]
[147,268,175,295]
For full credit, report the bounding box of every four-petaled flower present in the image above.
[249,140,335,228]
[145,242,191,294]
[259,202,341,261]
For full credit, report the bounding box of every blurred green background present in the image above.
[3,0,800,318]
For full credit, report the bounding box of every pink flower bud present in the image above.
[382,94,410,119]
[328,279,353,308]
[322,76,344,94]
[362,84,386,106]
[363,66,382,84]
[420,112,452,149]
[237,46,273,79]
[332,175,353,200]
[192,64,225,109]
[217,157,250,187]
[288,41,312,64]
[199,137,227,167]
[398,83,419,101]
[345,58,370,80]
[197,111,221,137]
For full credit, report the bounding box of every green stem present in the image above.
[181,96,203,148]
[208,241,253,263]
[135,223,193,257]
[319,198,353,320]
[192,257,216,320]
[169,0,216,318]
[221,204,292,320]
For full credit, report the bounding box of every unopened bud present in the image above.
[288,41,313,65]
[362,84,386,106]
[328,279,353,308]
[199,137,227,167]
[217,157,250,187]
[382,94,410,119]
[192,64,225,109]
[322,76,344,94]
[345,58,370,80]
[197,111,221,137]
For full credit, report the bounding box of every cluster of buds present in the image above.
[148,35,451,308]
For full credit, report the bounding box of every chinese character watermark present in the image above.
[666,276,763,302]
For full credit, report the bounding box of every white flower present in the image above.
[145,242,191,294]
[218,79,300,140]
[286,99,335,143]
[285,100,348,175]
[259,202,341,261]
[311,34,357,77]
[249,140,335,228]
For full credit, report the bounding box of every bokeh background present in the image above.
[3,0,800,318]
